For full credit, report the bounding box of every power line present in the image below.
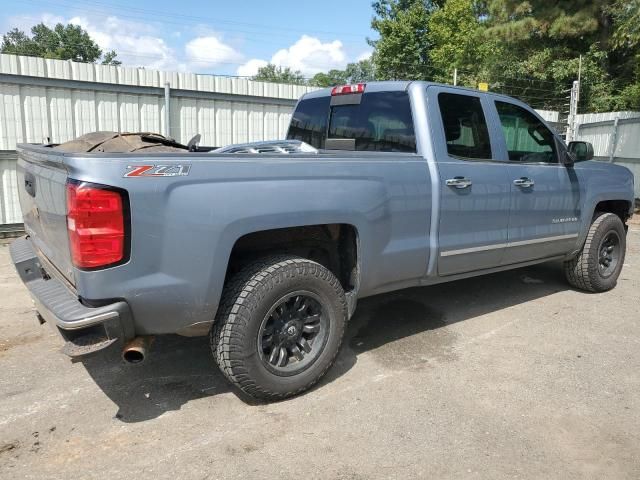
[454,68,566,87]
[4,51,579,97]
[3,45,578,94]
[8,2,577,92]
[21,0,366,44]
[75,0,368,38]
[492,83,569,94]
[2,47,345,73]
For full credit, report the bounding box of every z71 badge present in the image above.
[124,164,191,178]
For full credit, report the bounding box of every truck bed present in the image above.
[16,142,432,336]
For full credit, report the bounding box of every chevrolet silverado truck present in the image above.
[10,81,635,401]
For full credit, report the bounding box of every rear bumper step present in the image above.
[10,236,134,358]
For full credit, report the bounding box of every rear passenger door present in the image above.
[489,100,581,264]
[427,87,511,276]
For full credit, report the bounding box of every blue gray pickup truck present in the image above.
[10,81,635,400]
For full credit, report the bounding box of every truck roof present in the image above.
[302,80,412,99]
[300,80,523,105]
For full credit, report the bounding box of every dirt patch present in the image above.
[0,333,42,354]
[0,441,20,456]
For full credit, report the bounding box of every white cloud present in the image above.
[3,13,365,79]
[356,50,373,62]
[236,58,268,77]
[184,35,243,69]
[272,35,347,74]
[3,13,184,71]
[236,35,349,77]
[68,15,179,70]
[3,13,66,34]
[6,12,244,73]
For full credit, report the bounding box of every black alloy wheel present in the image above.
[564,212,627,292]
[597,231,621,278]
[258,292,329,375]
[210,255,347,400]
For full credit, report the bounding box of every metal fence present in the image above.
[573,111,640,199]
[0,53,315,149]
[1,52,639,228]
[0,54,318,228]
[0,150,19,226]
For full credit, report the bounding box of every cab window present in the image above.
[327,91,416,152]
[495,101,558,163]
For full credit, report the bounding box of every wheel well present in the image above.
[225,224,359,293]
[594,200,631,222]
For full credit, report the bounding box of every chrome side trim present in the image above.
[440,242,507,257]
[507,233,578,248]
[440,233,578,257]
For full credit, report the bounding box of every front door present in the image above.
[428,87,511,276]
[490,100,581,264]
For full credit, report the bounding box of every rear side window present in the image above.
[327,91,416,152]
[438,93,492,160]
[287,96,330,149]
[495,101,558,163]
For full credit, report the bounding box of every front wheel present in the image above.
[210,255,347,401]
[564,212,627,292]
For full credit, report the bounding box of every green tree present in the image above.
[101,50,121,66]
[610,0,640,49]
[366,0,638,110]
[309,69,348,87]
[1,22,120,65]
[480,0,639,110]
[344,58,376,83]
[609,0,640,108]
[309,59,375,87]
[1,29,41,57]
[252,64,306,84]
[369,0,442,80]
[427,0,494,85]
[485,1,607,46]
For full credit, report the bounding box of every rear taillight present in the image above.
[331,83,366,96]
[66,181,128,269]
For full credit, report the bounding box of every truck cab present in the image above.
[288,81,633,276]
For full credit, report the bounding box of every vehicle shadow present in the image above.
[82,261,570,422]
[81,335,230,422]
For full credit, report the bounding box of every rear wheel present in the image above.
[564,212,626,292]
[210,255,347,400]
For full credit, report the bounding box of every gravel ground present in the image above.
[1,227,639,480]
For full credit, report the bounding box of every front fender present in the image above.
[572,161,634,254]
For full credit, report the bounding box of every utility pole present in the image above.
[566,56,582,142]
[453,68,458,86]
[567,80,579,142]
[576,55,582,111]
[164,82,171,139]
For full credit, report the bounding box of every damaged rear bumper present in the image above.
[10,236,134,358]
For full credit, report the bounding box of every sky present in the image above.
[1,0,377,78]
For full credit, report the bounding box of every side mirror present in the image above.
[568,141,594,162]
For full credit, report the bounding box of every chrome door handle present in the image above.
[513,177,535,188]
[445,177,472,189]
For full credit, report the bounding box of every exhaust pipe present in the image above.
[122,336,154,364]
